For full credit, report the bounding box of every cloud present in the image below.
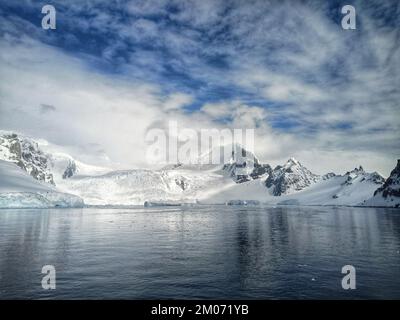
[40,104,57,114]
[163,93,193,111]
[201,102,232,118]
[0,0,399,176]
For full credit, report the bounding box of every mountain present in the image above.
[206,164,385,206]
[0,131,109,208]
[265,158,320,195]
[0,131,110,184]
[363,160,400,208]
[0,160,83,208]
[272,165,385,206]
[0,131,395,208]
[0,132,54,184]
[221,144,271,183]
[342,166,384,186]
[165,144,271,183]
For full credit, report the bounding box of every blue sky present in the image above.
[0,0,399,175]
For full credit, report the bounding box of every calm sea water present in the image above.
[0,206,399,299]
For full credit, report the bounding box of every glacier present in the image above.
[0,160,84,208]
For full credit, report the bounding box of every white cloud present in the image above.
[0,0,398,176]
[201,102,231,118]
[163,93,193,111]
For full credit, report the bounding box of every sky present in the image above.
[0,0,399,176]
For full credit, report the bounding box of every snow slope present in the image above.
[0,160,84,208]
[55,167,230,206]
[48,151,112,184]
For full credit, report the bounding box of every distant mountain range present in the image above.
[0,131,399,208]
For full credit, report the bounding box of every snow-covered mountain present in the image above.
[221,144,271,182]
[204,163,386,206]
[0,132,54,184]
[271,165,385,206]
[265,158,320,195]
[0,131,108,208]
[0,160,83,208]
[169,144,271,183]
[0,131,111,183]
[0,131,397,208]
[363,160,400,208]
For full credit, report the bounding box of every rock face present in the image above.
[223,160,272,183]
[373,160,400,200]
[265,158,319,196]
[62,160,77,179]
[342,166,385,186]
[175,176,189,190]
[361,160,399,207]
[322,172,336,180]
[0,133,54,185]
[250,163,272,180]
[222,145,271,183]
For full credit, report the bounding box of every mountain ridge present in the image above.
[0,131,397,208]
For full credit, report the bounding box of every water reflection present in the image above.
[0,206,399,299]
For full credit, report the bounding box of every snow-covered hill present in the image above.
[0,160,84,208]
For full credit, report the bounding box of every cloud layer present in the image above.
[0,0,399,175]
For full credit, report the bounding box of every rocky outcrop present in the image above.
[0,133,54,185]
[265,158,319,196]
[62,160,77,179]
[222,145,271,183]
[373,160,400,199]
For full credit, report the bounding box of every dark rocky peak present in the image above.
[322,172,336,180]
[373,159,400,199]
[265,158,319,196]
[0,132,54,185]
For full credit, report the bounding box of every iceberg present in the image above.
[226,200,260,206]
